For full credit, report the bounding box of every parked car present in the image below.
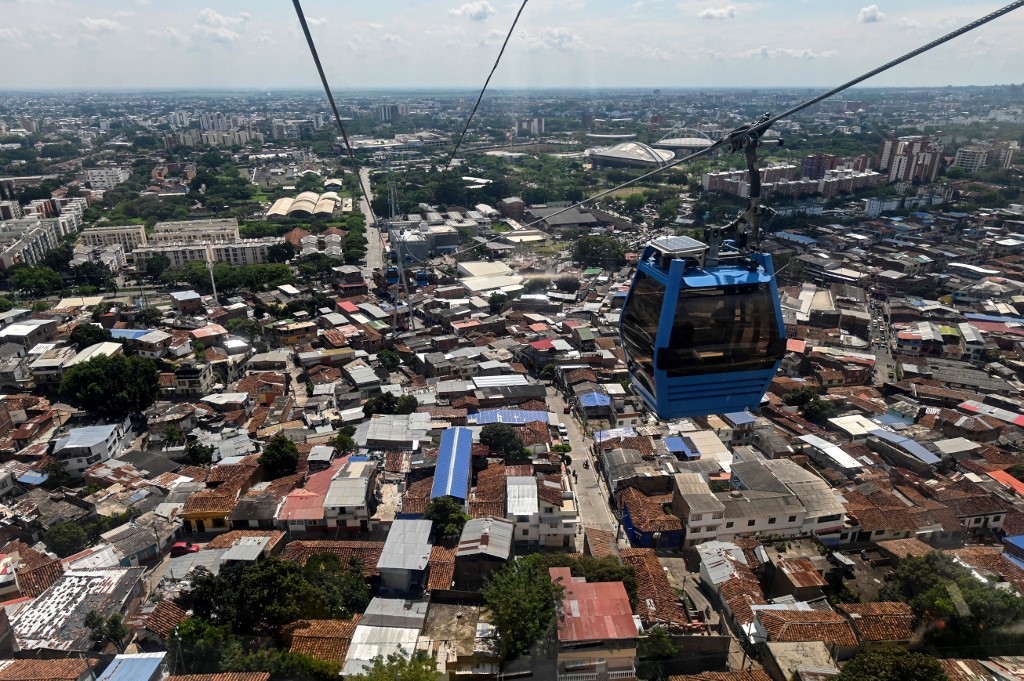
[558,423,569,437]
[171,541,200,556]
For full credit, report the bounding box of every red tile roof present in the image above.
[280,540,384,577]
[620,548,689,628]
[145,599,188,638]
[837,602,915,643]
[757,609,857,647]
[0,659,99,681]
[619,488,681,533]
[285,617,360,664]
[427,545,456,591]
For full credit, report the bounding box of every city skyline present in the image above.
[1,0,1023,90]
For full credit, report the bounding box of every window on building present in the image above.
[788,515,796,523]
[690,513,703,522]
[690,526,700,533]
[713,511,725,519]
[726,522,734,529]
[768,517,776,525]
[747,519,755,527]
[521,529,528,536]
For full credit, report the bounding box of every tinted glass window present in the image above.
[658,283,784,377]
[621,272,664,394]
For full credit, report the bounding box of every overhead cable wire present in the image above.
[291,0,381,238]
[523,0,1024,230]
[442,0,530,174]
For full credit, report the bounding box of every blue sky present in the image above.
[0,0,1021,90]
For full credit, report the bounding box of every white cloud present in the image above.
[737,45,837,59]
[196,8,250,28]
[481,26,583,50]
[306,17,328,26]
[698,6,735,20]
[80,17,126,33]
[858,5,885,23]
[450,1,495,21]
[192,24,241,44]
[896,16,922,30]
[0,27,24,40]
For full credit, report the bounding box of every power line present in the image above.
[523,0,1024,231]
[442,0,530,174]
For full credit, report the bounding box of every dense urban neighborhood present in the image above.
[0,81,1022,681]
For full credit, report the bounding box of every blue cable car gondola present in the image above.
[414,270,429,287]
[620,235,786,420]
[385,266,400,285]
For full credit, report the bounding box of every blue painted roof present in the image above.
[473,410,548,425]
[349,456,369,462]
[966,313,1024,324]
[664,436,695,458]
[1005,553,1024,571]
[723,411,755,426]
[873,413,907,427]
[110,329,151,340]
[869,429,940,465]
[580,392,611,408]
[431,427,473,500]
[1004,535,1024,552]
[96,653,166,681]
[17,471,47,485]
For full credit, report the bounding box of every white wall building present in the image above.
[84,167,130,190]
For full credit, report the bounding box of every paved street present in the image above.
[358,166,385,276]
[546,386,620,547]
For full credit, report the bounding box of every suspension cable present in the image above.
[442,0,530,174]
[523,0,1024,230]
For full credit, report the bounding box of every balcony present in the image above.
[558,673,597,681]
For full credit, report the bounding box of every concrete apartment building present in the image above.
[150,218,240,244]
[0,216,77,270]
[133,237,281,268]
[83,167,130,190]
[78,225,147,251]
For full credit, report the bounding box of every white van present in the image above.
[558,423,569,437]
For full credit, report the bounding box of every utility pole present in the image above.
[206,258,218,303]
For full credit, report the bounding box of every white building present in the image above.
[84,167,130,190]
[52,417,134,477]
[150,218,240,244]
[506,474,578,548]
[78,225,147,251]
[323,459,379,531]
[672,472,726,548]
[132,237,282,269]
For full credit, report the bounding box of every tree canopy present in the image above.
[362,392,418,417]
[879,552,1024,656]
[836,648,948,681]
[69,323,113,351]
[424,496,470,541]
[377,349,401,371]
[44,522,90,557]
[259,434,299,479]
[479,423,524,458]
[60,354,159,419]
[572,236,625,268]
[347,653,440,681]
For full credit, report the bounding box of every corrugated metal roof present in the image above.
[458,517,514,558]
[431,427,473,501]
[96,653,166,681]
[580,392,611,408]
[472,375,529,388]
[868,429,940,464]
[506,476,538,516]
[376,520,432,571]
[472,409,548,425]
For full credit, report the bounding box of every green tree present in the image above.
[329,432,357,456]
[144,253,172,279]
[802,398,839,423]
[554,276,580,294]
[44,521,90,557]
[0,297,13,313]
[479,423,524,458]
[259,433,299,478]
[573,236,625,268]
[782,386,818,407]
[488,292,507,314]
[482,556,563,659]
[69,323,113,351]
[347,653,440,681]
[395,394,418,414]
[267,242,296,263]
[523,278,549,293]
[10,265,63,296]
[836,648,948,681]
[185,439,216,466]
[377,349,401,371]
[424,496,470,541]
[167,617,242,675]
[45,459,71,489]
[84,611,132,653]
[60,354,159,419]
[540,363,556,380]
[638,626,677,660]
[135,307,164,327]
[302,553,371,619]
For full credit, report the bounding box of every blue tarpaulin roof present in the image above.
[664,436,696,458]
[579,392,611,408]
[110,329,151,340]
[869,429,940,465]
[16,471,47,485]
[723,411,755,426]
[473,410,548,425]
[96,653,166,681]
[1004,535,1024,552]
[431,427,473,501]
